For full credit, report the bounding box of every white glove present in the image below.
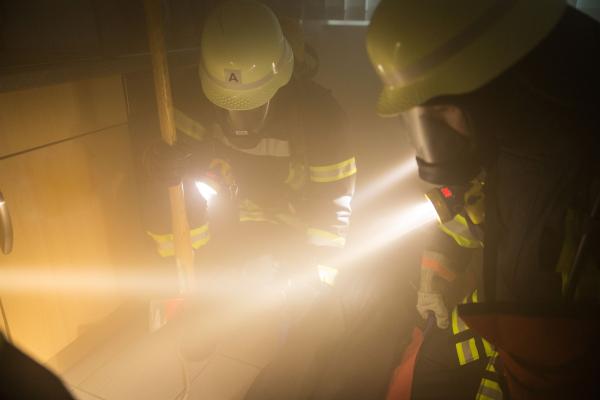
[416,291,449,329]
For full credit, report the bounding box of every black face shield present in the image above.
[401,105,480,185]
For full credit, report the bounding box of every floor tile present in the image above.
[187,355,260,400]
[78,323,188,400]
[217,308,283,369]
[69,387,106,400]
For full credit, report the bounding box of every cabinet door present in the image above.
[0,76,151,369]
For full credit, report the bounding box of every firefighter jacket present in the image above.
[141,68,356,262]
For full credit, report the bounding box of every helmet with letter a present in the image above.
[199,0,294,137]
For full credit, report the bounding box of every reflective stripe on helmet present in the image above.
[309,157,357,183]
[199,41,293,92]
[391,1,517,86]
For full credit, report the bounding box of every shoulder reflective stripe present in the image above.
[482,339,495,358]
[174,108,208,141]
[309,157,357,183]
[307,227,346,248]
[476,378,503,400]
[471,290,479,303]
[456,338,480,366]
[220,135,291,157]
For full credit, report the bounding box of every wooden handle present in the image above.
[144,0,195,293]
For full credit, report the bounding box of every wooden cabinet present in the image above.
[0,75,152,370]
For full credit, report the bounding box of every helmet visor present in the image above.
[226,101,270,136]
[402,105,479,184]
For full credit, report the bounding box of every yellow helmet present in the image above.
[199,0,294,111]
[366,0,566,117]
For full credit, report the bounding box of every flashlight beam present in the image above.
[353,158,418,208]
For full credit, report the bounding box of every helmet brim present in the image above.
[374,0,566,117]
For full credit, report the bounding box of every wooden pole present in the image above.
[144,0,195,293]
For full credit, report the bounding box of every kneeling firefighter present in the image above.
[137,0,356,355]
[367,1,600,397]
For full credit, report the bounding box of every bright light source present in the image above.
[317,265,338,287]
[195,181,218,203]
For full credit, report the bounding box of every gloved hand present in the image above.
[142,140,193,186]
[416,290,449,329]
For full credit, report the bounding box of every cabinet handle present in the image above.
[0,192,13,255]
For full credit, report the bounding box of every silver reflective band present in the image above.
[200,40,293,91]
[476,379,503,400]
[220,136,291,157]
[391,0,518,86]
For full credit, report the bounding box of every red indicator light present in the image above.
[441,187,453,198]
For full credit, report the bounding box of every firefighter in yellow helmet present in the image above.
[367,1,600,398]
[134,0,356,356]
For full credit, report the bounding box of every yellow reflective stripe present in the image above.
[147,231,173,244]
[240,215,278,224]
[483,339,495,358]
[476,378,503,400]
[174,108,208,141]
[274,213,306,231]
[451,307,469,335]
[309,157,357,183]
[456,338,480,366]
[190,225,210,249]
[471,289,479,303]
[307,227,346,248]
[439,214,482,249]
[147,224,210,257]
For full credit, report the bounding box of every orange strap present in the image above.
[386,327,425,400]
[421,255,456,282]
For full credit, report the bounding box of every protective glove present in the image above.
[416,290,449,329]
[417,251,454,329]
[142,140,193,186]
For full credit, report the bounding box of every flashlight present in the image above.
[425,180,485,225]
[425,185,465,223]
[195,159,238,204]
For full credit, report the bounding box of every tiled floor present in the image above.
[62,301,285,400]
